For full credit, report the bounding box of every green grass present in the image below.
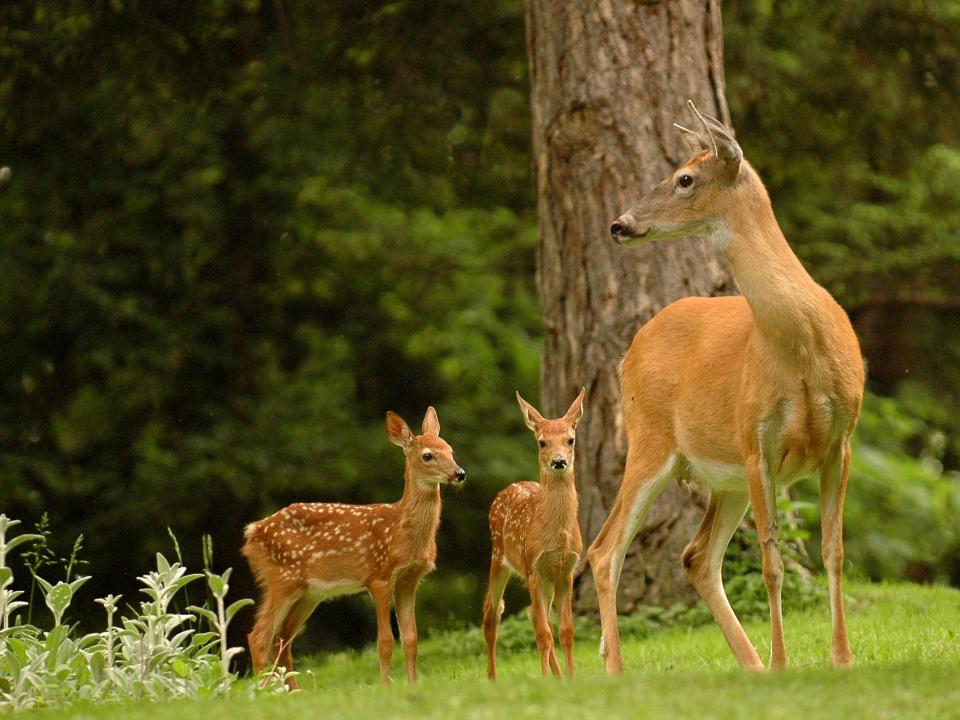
[19,582,960,720]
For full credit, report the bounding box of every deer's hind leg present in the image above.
[587,448,680,674]
[482,559,512,680]
[271,590,324,689]
[746,453,787,670]
[820,439,854,668]
[248,579,307,688]
[681,490,763,669]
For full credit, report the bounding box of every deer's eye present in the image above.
[677,174,694,189]
[422,452,434,462]
[567,438,575,446]
[538,440,547,449]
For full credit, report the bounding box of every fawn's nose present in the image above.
[453,467,466,484]
[550,456,568,471]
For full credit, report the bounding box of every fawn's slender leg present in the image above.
[369,580,395,684]
[248,586,300,679]
[820,439,854,668]
[681,490,763,669]
[746,454,787,669]
[527,573,561,677]
[556,574,575,677]
[482,561,511,680]
[588,450,677,674]
[273,592,320,689]
[394,569,426,682]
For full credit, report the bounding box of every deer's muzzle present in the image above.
[610,214,649,243]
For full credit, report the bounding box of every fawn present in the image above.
[482,388,585,679]
[243,407,464,687]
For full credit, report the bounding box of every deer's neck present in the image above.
[536,470,578,534]
[395,469,442,545]
[720,183,837,372]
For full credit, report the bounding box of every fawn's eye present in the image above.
[567,438,575,446]
[422,452,433,462]
[538,440,546,448]
[677,174,694,189]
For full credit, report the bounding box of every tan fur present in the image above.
[243,407,464,687]
[483,389,585,679]
[590,108,864,675]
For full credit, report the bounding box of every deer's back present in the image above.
[243,501,396,586]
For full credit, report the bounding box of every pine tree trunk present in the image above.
[525,0,736,610]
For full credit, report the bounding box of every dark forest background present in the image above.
[1,0,959,650]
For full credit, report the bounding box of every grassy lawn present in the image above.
[20,582,960,720]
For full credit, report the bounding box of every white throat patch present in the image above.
[707,220,733,250]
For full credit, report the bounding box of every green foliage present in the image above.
[725,0,960,308]
[723,0,960,594]
[0,0,536,643]
[0,515,272,712]
[2,0,960,653]
[805,393,960,585]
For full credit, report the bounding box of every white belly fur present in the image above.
[685,454,818,493]
[305,578,364,605]
[685,456,747,493]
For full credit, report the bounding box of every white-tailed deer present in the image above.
[589,101,864,674]
[243,407,464,687]
[483,389,585,679]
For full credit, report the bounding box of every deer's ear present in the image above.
[686,99,742,177]
[563,387,586,429]
[421,406,440,436]
[515,392,545,432]
[704,114,742,171]
[385,412,414,448]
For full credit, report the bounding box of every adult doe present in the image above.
[589,102,864,674]
[483,389,585,679]
[243,407,465,687]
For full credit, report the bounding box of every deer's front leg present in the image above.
[556,572,575,678]
[527,573,561,677]
[394,568,425,683]
[369,580,395,684]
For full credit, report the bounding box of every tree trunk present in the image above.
[525,0,736,611]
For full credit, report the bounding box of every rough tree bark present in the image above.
[525,0,736,610]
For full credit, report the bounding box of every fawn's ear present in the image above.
[385,411,414,448]
[422,406,440,436]
[562,387,586,429]
[515,391,545,432]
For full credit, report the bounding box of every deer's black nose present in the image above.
[454,467,466,483]
[550,456,568,471]
[610,220,627,238]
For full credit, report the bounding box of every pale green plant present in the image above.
[0,516,274,712]
[189,568,254,679]
[0,514,42,631]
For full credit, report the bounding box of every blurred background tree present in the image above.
[525,0,737,611]
[0,0,958,651]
